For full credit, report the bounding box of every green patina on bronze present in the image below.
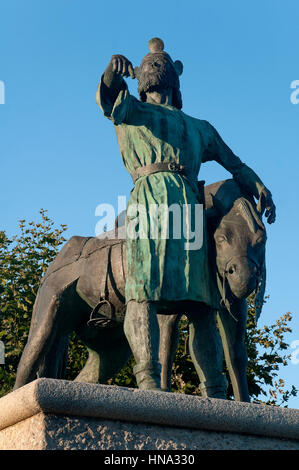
[96,77,267,307]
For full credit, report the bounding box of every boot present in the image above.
[133,361,162,390]
[199,374,228,399]
[124,300,162,390]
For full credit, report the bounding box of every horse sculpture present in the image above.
[14,179,267,402]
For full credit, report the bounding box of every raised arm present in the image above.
[203,122,276,224]
[97,55,135,106]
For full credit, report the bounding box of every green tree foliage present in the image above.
[245,295,297,406]
[0,212,297,406]
[169,306,297,406]
[0,210,67,395]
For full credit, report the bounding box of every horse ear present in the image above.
[174,60,183,76]
[212,195,226,215]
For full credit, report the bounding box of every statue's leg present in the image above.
[187,304,227,399]
[124,300,161,390]
[39,334,69,379]
[157,313,180,391]
[14,291,64,389]
[75,326,132,384]
[14,282,81,389]
[74,348,101,384]
[217,299,250,402]
[97,331,132,383]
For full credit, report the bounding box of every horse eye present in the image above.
[216,235,227,243]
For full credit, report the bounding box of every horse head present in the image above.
[208,181,267,322]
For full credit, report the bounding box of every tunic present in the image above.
[96,77,266,307]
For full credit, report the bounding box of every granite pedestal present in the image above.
[0,379,298,450]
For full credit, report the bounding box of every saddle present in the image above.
[87,243,126,329]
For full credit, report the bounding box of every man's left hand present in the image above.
[257,188,276,224]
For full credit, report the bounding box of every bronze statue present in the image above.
[95,38,275,394]
[14,38,275,400]
[15,179,267,402]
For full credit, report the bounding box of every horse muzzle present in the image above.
[221,256,260,299]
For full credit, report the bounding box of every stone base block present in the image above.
[0,379,298,450]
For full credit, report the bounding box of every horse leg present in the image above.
[38,334,69,379]
[74,348,101,384]
[157,313,180,391]
[217,299,250,402]
[14,290,62,389]
[14,281,82,389]
[77,312,180,389]
[187,304,227,399]
[75,325,132,384]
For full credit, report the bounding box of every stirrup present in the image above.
[87,299,118,329]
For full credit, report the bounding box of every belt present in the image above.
[131,162,196,185]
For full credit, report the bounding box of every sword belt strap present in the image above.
[131,162,196,185]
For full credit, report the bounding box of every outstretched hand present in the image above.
[257,188,276,224]
[110,55,135,79]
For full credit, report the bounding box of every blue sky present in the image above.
[1,0,298,406]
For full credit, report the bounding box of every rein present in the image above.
[216,255,260,323]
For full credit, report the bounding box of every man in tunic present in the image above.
[96,38,276,396]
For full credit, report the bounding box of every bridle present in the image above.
[216,255,261,322]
